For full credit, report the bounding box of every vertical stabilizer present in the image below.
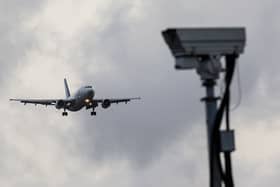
[64,78,71,98]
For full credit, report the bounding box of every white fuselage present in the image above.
[67,86,94,111]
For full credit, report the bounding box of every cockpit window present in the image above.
[85,86,92,88]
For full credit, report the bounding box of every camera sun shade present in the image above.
[162,27,246,69]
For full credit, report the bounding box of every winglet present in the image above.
[64,78,71,98]
[132,97,141,100]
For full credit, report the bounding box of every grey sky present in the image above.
[1,0,280,186]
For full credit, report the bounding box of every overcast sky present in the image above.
[1,0,280,186]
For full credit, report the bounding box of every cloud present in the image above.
[0,0,46,86]
[1,0,280,186]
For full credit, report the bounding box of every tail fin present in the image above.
[64,78,71,98]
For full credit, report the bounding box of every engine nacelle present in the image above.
[102,99,111,109]
[55,100,65,109]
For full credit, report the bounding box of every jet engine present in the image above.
[56,99,74,109]
[102,99,111,109]
[55,100,65,109]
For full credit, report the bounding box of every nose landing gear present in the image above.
[89,102,98,116]
[91,106,97,116]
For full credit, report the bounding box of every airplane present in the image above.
[10,78,140,116]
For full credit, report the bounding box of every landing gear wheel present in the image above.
[91,111,96,116]
[62,111,68,116]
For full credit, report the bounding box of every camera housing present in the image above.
[162,27,246,69]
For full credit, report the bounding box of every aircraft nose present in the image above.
[89,89,94,97]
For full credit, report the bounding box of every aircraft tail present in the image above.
[64,78,71,98]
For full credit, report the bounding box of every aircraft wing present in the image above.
[9,99,57,106]
[94,97,141,104]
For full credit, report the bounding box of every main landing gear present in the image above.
[62,108,68,116]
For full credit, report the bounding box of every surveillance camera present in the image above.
[162,27,246,69]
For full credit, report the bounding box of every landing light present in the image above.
[85,99,90,103]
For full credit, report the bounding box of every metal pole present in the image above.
[202,79,222,187]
